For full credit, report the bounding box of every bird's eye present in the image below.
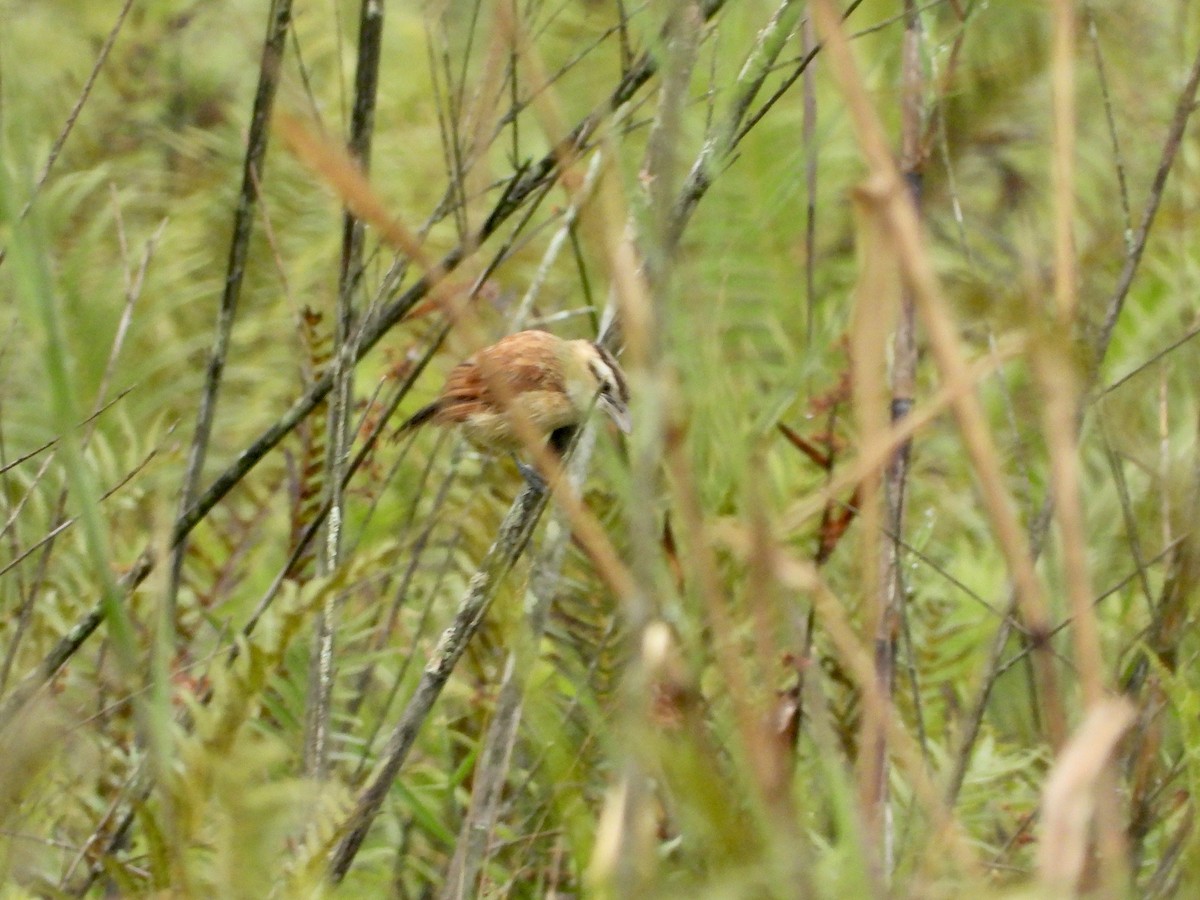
[589,363,609,393]
[588,352,627,405]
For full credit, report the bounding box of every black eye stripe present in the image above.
[588,362,624,400]
[588,343,629,403]
[589,361,612,393]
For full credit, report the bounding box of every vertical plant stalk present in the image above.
[849,184,896,887]
[304,0,386,781]
[298,312,334,773]
[810,0,1068,751]
[785,14,823,797]
[591,3,703,889]
[1041,3,1096,692]
[164,0,294,629]
[865,0,924,877]
[1050,0,1078,329]
[1038,0,1124,885]
[802,18,819,346]
[1083,4,1133,246]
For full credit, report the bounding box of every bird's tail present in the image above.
[394,402,440,439]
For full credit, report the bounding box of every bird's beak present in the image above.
[600,397,632,434]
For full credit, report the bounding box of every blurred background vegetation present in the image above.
[2,0,1200,896]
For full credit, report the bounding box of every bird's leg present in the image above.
[513,427,576,492]
[512,454,547,492]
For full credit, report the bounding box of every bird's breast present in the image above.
[459,390,578,450]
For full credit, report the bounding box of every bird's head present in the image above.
[565,339,631,435]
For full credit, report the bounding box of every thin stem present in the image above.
[164,0,294,631]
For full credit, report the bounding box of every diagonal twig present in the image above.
[164,0,295,630]
[328,479,551,881]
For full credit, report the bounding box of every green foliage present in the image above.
[3,0,1200,896]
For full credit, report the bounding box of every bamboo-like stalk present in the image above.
[1037,2,1126,890]
[849,180,897,883]
[860,1,925,876]
[1042,10,1102,704]
[304,0,387,781]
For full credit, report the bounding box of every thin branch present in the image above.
[305,0,386,782]
[164,0,295,630]
[1084,2,1134,248]
[0,0,136,268]
[328,481,551,882]
[864,0,925,875]
[802,18,818,346]
[1094,38,1200,368]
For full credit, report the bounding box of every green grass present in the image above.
[2,0,1200,896]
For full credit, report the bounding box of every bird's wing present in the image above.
[441,333,566,415]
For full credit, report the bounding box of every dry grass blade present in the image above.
[1037,697,1135,893]
[848,179,898,854]
[278,114,438,273]
[716,527,981,880]
[810,0,1067,749]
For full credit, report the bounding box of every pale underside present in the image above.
[452,390,577,450]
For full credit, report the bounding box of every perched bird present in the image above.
[397,330,631,456]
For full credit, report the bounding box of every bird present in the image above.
[397,330,631,460]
